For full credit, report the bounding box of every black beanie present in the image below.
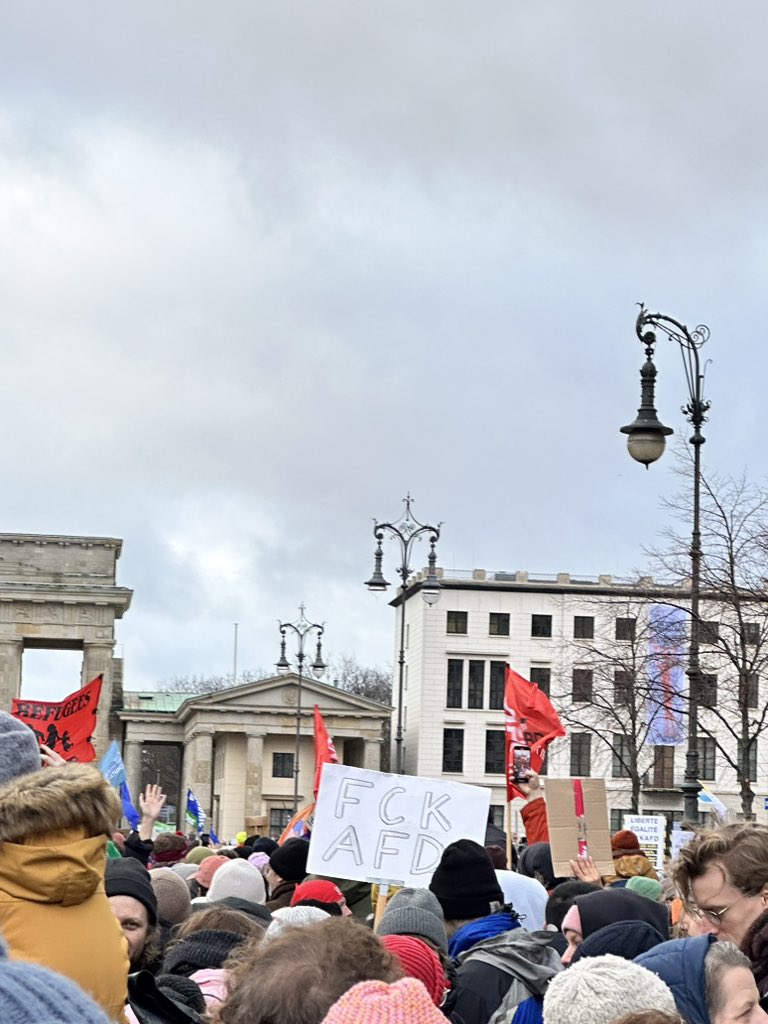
[105,858,158,926]
[429,839,504,920]
[162,929,247,976]
[269,838,310,883]
[250,836,279,855]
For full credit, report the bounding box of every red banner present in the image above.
[313,704,339,798]
[504,666,566,801]
[12,675,103,763]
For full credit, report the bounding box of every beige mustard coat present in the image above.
[0,764,129,1021]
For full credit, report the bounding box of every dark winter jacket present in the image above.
[124,831,154,868]
[265,879,297,912]
[636,934,716,1024]
[742,908,768,996]
[446,928,562,1024]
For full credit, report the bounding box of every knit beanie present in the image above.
[428,840,504,920]
[611,829,642,857]
[192,854,228,889]
[163,929,247,976]
[269,837,310,882]
[263,905,330,943]
[249,836,279,855]
[105,857,159,926]
[248,851,270,872]
[320,977,448,1024]
[571,920,666,963]
[186,845,215,865]
[0,712,40,785]
[626,876,664,902]
[377,887,448,953]
[172,862,199,881]
[0,936,110,1024]
[543,954,677,1024]
[380,935,448,1006]
[150,867,193,925]
[207,858,266,905]
[291,879,345,907]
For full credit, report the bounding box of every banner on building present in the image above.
[504,666,566,801]
[313,705,339,798]
[12,675,103,762]
[307,763,489,888]
[647,604,687,745]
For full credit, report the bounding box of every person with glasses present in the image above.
[672,824,768,998]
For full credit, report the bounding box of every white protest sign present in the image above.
[307,763,490,887]
[623,814,667,871]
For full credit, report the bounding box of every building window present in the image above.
[572,669,593,702]
[610,808,632,833]
[468,661,485,709]
[272,752,294,778]
[698,673,718,709]
[615,618,636,641]
[529,666,551,696]
[570,733,591,776]
[739,738,758,782]
[531,614,552,638]
[269,807,293,833]
[489,612,510,636]
[489,661,505,710]
[614,670,633,705]
[740,672,759,709]
[697,737,716,780]
[744,622,760,646]
[653,746,675,788]
[574,616,595,639]
[447,611,468,634]
[485,730,505,774]
[442,729,464,773]
[446,659,463,708]
[700,621,720,645]
[612,734,631,778]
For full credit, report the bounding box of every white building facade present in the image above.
[395,568,768,832]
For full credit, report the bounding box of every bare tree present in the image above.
[160,668,271,694]
[651,463,768,819]
[552,595,687,813]
[328,655,392,770]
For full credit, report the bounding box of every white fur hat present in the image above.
[543,954,677,1024]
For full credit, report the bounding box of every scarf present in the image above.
[448,909,520,959]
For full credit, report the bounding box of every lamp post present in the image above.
[276,604,326,815]
[365,495,441,775]
[620,303,711,822]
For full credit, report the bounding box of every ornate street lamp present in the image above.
[365,495,441,774]
[276,604,326,814]
[621,304,711,821]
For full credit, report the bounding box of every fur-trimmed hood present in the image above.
[0,764,120,843]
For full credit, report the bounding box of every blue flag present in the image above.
[185,788,206,833]
[99,741,140,829]
[120,780,141,830]
[209,827,220,845]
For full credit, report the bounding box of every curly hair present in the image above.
[219,918,402,1024]
[670,824,768,906]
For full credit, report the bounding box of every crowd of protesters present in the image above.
[1,712,768,1024]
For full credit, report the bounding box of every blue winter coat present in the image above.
[635,934,717,1024]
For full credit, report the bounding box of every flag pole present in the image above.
[373,882,390,929]
[505,800,513,870]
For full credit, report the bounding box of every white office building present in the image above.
[394,568,768,832]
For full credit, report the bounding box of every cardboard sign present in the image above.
[623,814,667,871]
[546,778,613,877]
[307,764,490,887]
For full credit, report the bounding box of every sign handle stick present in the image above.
[505,800,513,870]
[373,882,390,930]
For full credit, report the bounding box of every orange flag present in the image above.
[313,704,338,798]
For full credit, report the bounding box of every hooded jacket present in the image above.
[635,934,715,1024]
[0,764,129,1021]
[447,927,562,1024]
[575,887,669,939]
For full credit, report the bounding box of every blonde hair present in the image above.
[671,824,768,906]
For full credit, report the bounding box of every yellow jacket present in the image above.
[0,765,129,1021]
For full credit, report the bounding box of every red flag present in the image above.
[504,666,565,801]
[313,704,339,798]
[12,675,103,763]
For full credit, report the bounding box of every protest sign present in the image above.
[307,764,490,887]
[546,778,613,877]
[12,675,102,762]
[623,814,667,871]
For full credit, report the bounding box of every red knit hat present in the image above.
[611,829,642,857]
[290,879,344,907]
[320,978,448,1024]
[380,935,449,1006]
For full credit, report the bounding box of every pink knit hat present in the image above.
[320,978,447,1024]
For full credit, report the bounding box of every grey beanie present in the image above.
[377,887,448,953]
[0,712,40,786]
[0,936,109,1023]
[543,953,677,1024]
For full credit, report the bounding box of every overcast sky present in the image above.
[2,3,767,699]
